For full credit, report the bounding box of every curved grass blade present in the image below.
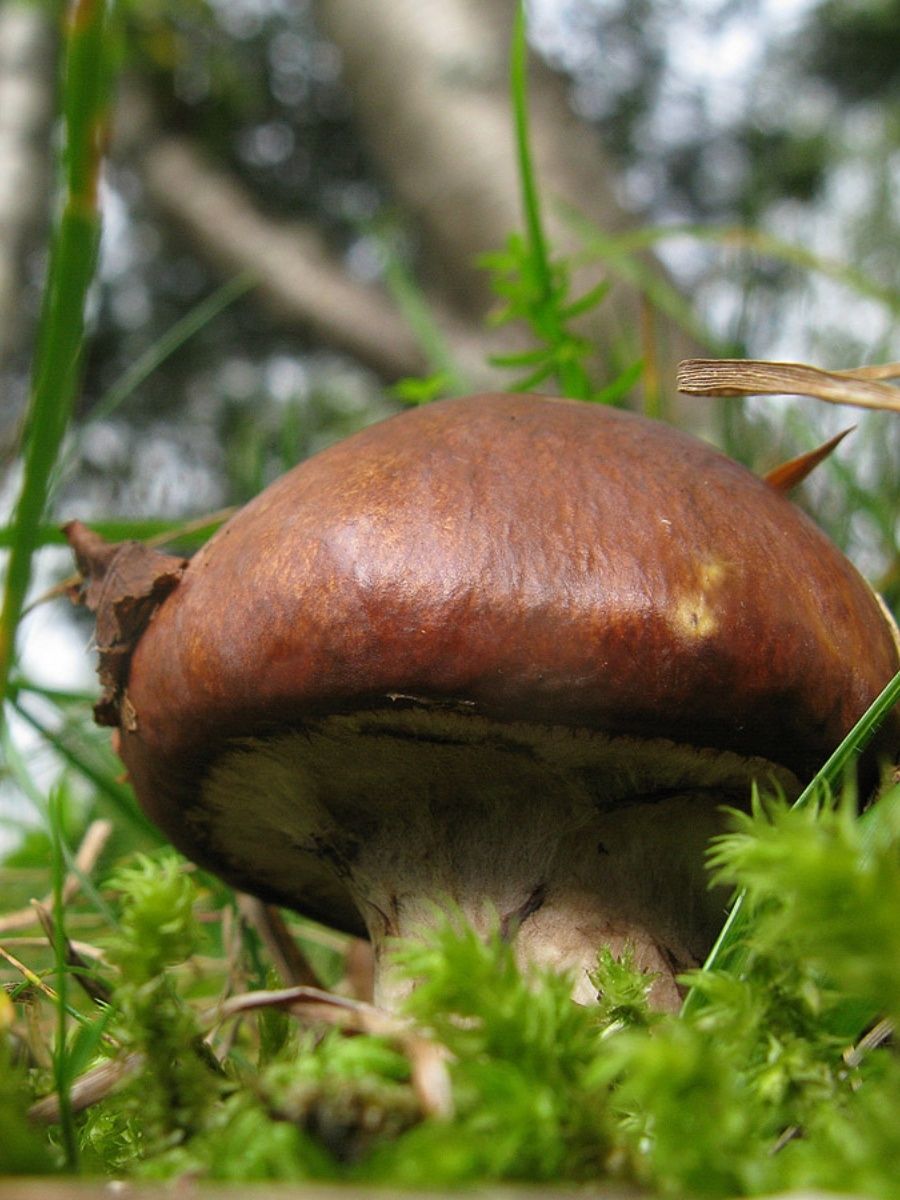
[0,509,234,554]
[508,2,595,400]
[567,215,900,319]
[54,272,257,487]
[10,696,163,846]
[379,235,469,396]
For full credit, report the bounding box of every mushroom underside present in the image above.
[190,704,800,1010]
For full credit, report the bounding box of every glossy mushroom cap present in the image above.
[73,394,900,1006]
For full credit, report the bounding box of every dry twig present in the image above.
[236,894,324,988]
[30,981,454,1125]
[31,900,113,1006]
[209,984,453,1118]
[28,1053,143,1123]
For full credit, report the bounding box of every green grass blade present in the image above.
[567,212,900,320]
[507,5,600,400]
[0,0,115,714]
[50,788,79,1170]
[380,241,469,396]
[11,679,104,707]
[510,3,551,302]
[790,670,900,804]
[591,358,644,406]
[680,668,900,1019]
[0,512,231,553]
[559,205,722,351]
[94,273,256,425]
[560,280,612,321]
[10,697,163,846]
[53,272,257,488]
[2,722,120,927]
[1,721,49,811]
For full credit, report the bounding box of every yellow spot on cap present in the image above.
[670,561,726,640]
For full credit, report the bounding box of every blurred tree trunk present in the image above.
[314,0,705,410]
[118,106,500,385]
[127,0,704,409]
[314,0,631,317]
[0,3,54,427]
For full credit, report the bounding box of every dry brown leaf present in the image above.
[678,358,900,413]
[763,427,854,492]
[26,506,235,617]
[63,521,188,726]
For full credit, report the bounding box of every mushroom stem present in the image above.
[198,706,799,1012]
[363,792,730,1012]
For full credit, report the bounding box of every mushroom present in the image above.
[66,394,900,1010]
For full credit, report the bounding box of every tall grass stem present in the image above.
[0,0,114,715]
[50,789,79,1169]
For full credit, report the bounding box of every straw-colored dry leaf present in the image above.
[678,358,900,413]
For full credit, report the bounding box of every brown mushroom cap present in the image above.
[101,394,898,1003]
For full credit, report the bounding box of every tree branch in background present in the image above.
[314,0,706,411]
[314,0,632,318]
[132,130,497,385]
